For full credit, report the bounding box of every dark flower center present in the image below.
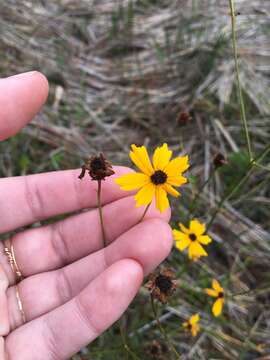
[151,170,167,185]
[155,275,172,293]
[218,291,224,298]
[91,157,105,171]
[189,233,197,241]
[150,345,159,355]
[187,322,192,330]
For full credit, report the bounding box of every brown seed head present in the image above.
[213,153,228,169]
[145,268,177,304]
[145,340,168,359]
[177,111,192,125]
[78,153,115,181]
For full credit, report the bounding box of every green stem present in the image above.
[97,180,106,248]
[138,203,151,223]
[188,169,216,218]
[206,144,270,231]
[119,322,140,360]
[229,0,253,160]
[150,295,182,360]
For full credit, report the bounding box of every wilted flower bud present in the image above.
[177,111,192,125]
[79,153,115,181]
[145,268,177,304]
[213,153,228,169]
[145,340,168,359]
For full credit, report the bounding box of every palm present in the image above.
[0,72,172,360]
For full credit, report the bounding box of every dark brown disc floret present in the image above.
[151,170,167,185]
[189,233,197,241]
[78,153,115,181]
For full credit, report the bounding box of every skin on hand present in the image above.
[0,72,173,360]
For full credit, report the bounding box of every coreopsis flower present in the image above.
[78,153,114,181]
[205,279,225,317]
[115,143,189,212]
[173,219,212,260]
[183,314,200,337]
[145,268,177,304]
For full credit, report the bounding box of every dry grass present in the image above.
[0,0,270,359]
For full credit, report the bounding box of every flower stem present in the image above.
[188,168,216,218]
[119,322,140,360]
[97,179,106,248]
[229,0,253,161]
[150,295,182,360]
[138,203,151,223]
[206,144,270,231]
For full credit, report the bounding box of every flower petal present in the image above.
[198,235,212,245]
[152,143,172,171]
[190,219,206,236]
[134,183,155,207]
[163,183,180,197]
[130,144,154,176]
[190,314,200,325]
[212,298,224,317]
[179,223,189,234]
[155,186,169,213]
[188,241,208,259]
[173,231,191,251]
[191,324,200,337]
[165,155,189,177]
[172,229,184,241]
[205,289,218,297]
[212,279,223,292]
[167,175,188,187]
[115,172,150,190]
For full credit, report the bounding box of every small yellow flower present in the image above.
[205,279,225,317]
[183,314,200,337]
[173,219,212,260]
[115,143,189,212]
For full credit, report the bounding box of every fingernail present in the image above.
[8,71,38,79]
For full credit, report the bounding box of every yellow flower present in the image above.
[183,313,200,337]
[115,143,189,212]
[173,219,212,260]
[205,279,225,317]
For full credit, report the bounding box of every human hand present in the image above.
[0,72,173,360]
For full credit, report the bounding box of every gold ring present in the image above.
[15,285,26,324]
[4,239,23,283]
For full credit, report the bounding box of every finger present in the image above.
[0,71,49,141]
[1,195,170,284]
[7,218,172,327]
[6,259,143,360]
[0,166,133,233]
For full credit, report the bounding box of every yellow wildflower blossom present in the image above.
[183,314,200,337]
[173,219,212,260]
[115,143,189,212]
[205,279,225,317]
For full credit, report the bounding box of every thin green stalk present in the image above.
[254,162,270,172]
[150,295,182,360]
[206,144,270,230]
[229,0,253,160]
[119,322,140,360]
[206,165,253,231]
[188,169,216,218]
[97,180,106,248]
[138,203,151,223]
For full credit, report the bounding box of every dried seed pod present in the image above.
[79,153,115,181]
[145,340,168,359]
[213,153,228,169]
[145,268,177,304]
[177,111,192,125]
